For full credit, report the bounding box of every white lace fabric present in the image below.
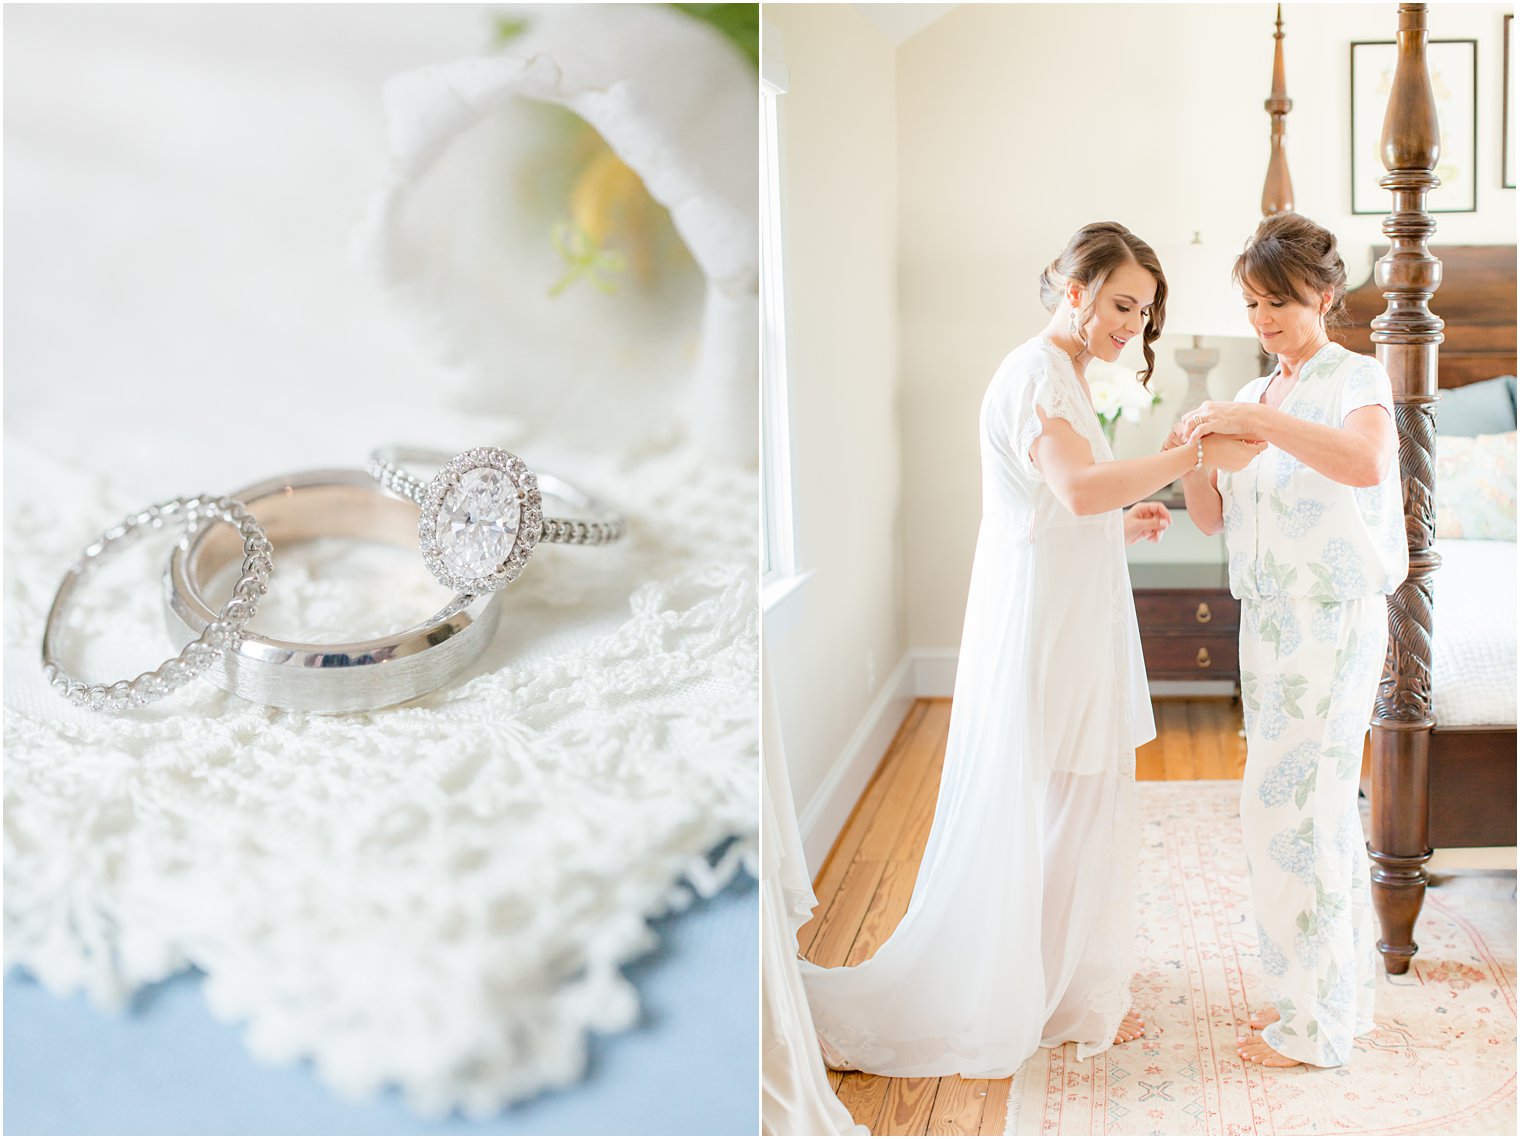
[1013,337,1114,469]
[3,437,758,1117]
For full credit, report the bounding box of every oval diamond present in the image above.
[435,468,521,578]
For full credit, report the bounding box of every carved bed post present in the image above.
[1367,1,1444,976]
[1262,4,1295,215]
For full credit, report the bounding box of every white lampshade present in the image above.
[1159,236,1249,340]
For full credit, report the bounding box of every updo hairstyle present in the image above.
[1232,211,1349,325]
[1038,221,1167,387]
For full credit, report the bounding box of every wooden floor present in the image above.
[798,696,1248,1136]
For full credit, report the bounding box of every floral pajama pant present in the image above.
[1239,594,1386,1066]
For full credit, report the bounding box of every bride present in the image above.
[799,222,1265,1077]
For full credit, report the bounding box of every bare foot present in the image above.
[1236,1032,1303,1068]
[1246,1007,1281,1031]
[1113,1010,1146,1044]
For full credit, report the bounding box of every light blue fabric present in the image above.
[1240,598,1384,1067]
[1220,345,1407,603]
[4,874,757,1136]
[1435,375,1517,435]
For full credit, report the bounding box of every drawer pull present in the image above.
[1196,603,1212,624]
[1196,647,1212,668]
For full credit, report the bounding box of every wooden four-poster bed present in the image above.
[1268,2,1518,975]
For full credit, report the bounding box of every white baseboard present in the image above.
[799,652,916,871]
[912,647,958,697]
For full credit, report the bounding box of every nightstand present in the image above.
[1129,561,1240,693]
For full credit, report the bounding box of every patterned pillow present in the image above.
[1435,431,1517,540]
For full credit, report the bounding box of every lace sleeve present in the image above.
[1008,350,1089,480]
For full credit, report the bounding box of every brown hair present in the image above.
[1038,221,1167,387]
[1232,211,1349,325]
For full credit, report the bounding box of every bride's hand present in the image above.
[1124,501,1171,545]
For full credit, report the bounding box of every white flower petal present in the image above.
[361,5,758,462]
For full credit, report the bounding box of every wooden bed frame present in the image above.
[1343,245,1518,974]
[1335,5,1518,974]
[1260,3,1517,975]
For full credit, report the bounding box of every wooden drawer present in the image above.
[1134,591,1239,633]
[1128,563,1239,688]
[1138,633,1240,680]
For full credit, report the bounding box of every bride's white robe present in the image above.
[800,336,1156,1078]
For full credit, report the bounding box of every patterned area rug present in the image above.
[1005,781,1516,1136]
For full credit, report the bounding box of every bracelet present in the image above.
[1192,439,1204,472]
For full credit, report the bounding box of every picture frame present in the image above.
[1505,14,1514,189]
[1351,38,1478,214]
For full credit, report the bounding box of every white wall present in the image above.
[765,5,910,818]
[897,2,1517,649]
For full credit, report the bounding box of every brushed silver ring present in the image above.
[164,468,501,712]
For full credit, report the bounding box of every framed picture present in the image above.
[1351,38,1478,214]
[1505,14,1514,189]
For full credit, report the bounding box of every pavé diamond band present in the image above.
[43,495,274,711]
[367,446,626,596]
[165,468,501,712]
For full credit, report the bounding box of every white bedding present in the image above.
[1432,539,1517,727]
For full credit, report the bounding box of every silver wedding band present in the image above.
[165,468,501,712]
[44,495,275,711]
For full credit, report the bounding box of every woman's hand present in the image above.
[1183,401,1265,444]
[1166,415,1266,473]
[1124,500,1172,545]
[1203,435,1268,472]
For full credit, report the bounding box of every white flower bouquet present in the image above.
[1085,359,1162,441]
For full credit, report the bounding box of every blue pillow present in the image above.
[1436,375,1517,435]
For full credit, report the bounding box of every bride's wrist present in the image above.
[1176,438,1205,475]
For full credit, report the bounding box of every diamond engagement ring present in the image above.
[165,469,502,712]
[42,496,273,711]
[367,446,626,595]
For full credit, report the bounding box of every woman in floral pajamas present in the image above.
[1174,212,1407,1068]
